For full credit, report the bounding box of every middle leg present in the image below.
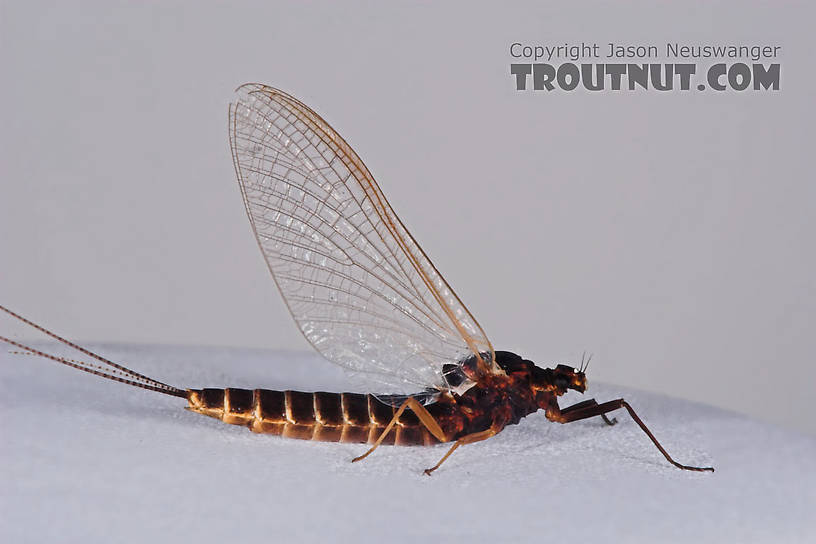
[423,427,498,476]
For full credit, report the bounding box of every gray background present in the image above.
[1,1,813,434]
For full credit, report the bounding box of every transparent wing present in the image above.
[228,84,495,394]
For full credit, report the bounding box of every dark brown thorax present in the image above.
[429,351,567,440]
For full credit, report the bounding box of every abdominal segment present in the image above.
[186,388,444,446]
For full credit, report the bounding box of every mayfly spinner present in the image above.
[1,84,713,474]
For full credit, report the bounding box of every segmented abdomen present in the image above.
[186,388,444,446]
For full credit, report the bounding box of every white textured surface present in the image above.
[1,345,814,543]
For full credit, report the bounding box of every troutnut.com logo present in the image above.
[510,42,781,92]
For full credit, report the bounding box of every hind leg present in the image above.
[351,397,447,463]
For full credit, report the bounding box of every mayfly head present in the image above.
[531,363,587,397]
[554,364,587,394]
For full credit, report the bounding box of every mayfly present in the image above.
[1,84,713,474]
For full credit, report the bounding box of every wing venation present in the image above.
[229,83,494,394]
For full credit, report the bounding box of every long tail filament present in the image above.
[0,305,185,398]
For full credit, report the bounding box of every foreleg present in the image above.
[553,398,714,472]
[560,398,617,425]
